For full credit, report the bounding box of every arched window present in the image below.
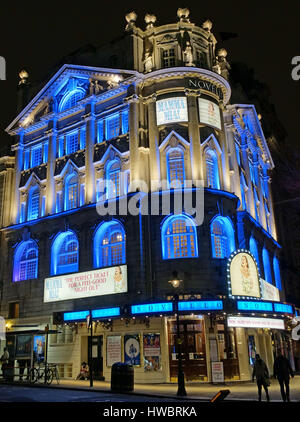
[59,89,85,112]
[94,220,126,268]
[205,150,220,189]
[211,216,235,259]
[64,173,79,211]
[262,247,272,284]
[249,236,260,270]
[13,240,38,282]
[273,256,282,290]
[106,160,121,199]
[167,148,185,187]
[161,214,198,259]
[51,231,79,275]
[28,187,40,221]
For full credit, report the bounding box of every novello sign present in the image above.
[186,78,223,100]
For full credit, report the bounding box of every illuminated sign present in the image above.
[131,303,173,315]
[156,97,188,125]
[260,278,280,302]
[228,250,261,299]
[227,316,285,330]
[187,78,223,100]
[64,310,89,321]
[274,303,293,314]
[92,307,120,319]
[198,98,222,130]
[44,265,127,303]
[178,301,223,311]
[237,301,273,312]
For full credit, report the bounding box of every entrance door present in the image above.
[88,336,104,380]
[168,319,207,381]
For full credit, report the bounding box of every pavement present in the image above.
[2,375,300,402]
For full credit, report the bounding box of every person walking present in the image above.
[0,347,10,380]
[252,354,271,401]
[273,352,294,402]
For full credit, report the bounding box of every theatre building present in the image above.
[0,9,296,383]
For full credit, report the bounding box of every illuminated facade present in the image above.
[0,9,296,383]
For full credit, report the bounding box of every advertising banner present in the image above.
[143,334,161,372]
[211,361,224,383]
[230,251,261,298]
[260,278,280,302]
[124,334,140,366]
[156,97,188,125]
[33,335,45,363]
[106,336,122,367]
[227,316,285,330]
[44,265,127,302]
[198,98,222,130]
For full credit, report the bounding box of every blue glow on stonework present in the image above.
[210,215,236,259]
[51,230,79,275]
[237,301,273,312]
[28,187,40,221]
[59,89,85,112]
[93,220,126,269]
[249,237,260,270]
[274,303,293,314]
[64,310,90,321]
[262,248,272,284]
[121,109,129,134]
[178,300,223,311]
[13,239,39,282]
[92,307,120,319]
[205,149,220,189]
[273,256,282,290]
[161,213,199,260]
[238,211,281,249]
[131,303,173,315]
[64,173,79,211]
[166,147,185,187]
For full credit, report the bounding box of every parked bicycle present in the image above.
[29,363,59,385]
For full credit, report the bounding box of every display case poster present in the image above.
[106,336,122,367]
[33,335,45,362]
[124,334,140,366]
[143,334,161,372]
[16,334,32,357]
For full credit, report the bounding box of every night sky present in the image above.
[1,1,299,150]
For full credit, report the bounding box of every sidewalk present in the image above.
[43,376,300,401]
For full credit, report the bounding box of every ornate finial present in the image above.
[19,69,29,85]
[125,11,137,31]
[145,13,156,29]
[202,19,213,32]
[217,48,228,58]
[212,49,231,80]
[177,8,190,23]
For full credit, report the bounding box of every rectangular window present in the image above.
[122,110,129,134]
[58,136,64,157]
[8,302,20,319]
[31,146,42,167]
[80,128,86,149]
[43,143,48,163]
[162,48,176,68]
[106,114,120,139]
[97,119,104,142]
[24,150,30,170]
[66,132,78,155]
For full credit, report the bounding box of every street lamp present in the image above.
[168,271,187,397]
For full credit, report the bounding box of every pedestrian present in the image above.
[252,354,270,401]
[273,352,294,402]
[0,347,10,379]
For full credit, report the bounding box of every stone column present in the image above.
[45,123,57,215]
[224,121,242,203]
[125,94,140,190]
[185,89,202,182]
[241,143,255,217]
[218,104,231,192]
[146,94,160,190]
[83,106,96,204]
[11,131,25,224]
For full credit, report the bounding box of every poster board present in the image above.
[106,336,122,367]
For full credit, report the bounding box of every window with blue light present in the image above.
[249,237,260,270]
[161,214,198,259]
[106,113,120,139]
[27,187,40,221]
[273,256,282,290]
[58,136,64,157]
[262,248,272,284]
[211,216,235,259]
[51,231,79,275]
[167,148,185,187]
[59,89,85,112]
[94,220,126,268]
[106,160,121,199]
[13,240,38,282]
[31,146,42,168]
[64,173,79,211]
[205,149,220,189]
[97,119,104,142]
[80,128,86,149]
[24,150,30,170]
[43,143,48,163]
[66,132,78,155]
[122,109,129,134]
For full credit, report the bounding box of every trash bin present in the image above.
[3,361,15,382]
[111,362,134,392]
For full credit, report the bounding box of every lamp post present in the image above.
[168,272,187,397]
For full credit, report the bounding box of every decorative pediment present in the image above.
[98,144,125,165]
[201,133,222,155]
[20,171,42,190]
[159,130,189,152]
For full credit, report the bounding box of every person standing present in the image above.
[273,352,294,402]
[0,347,10,380]
[252,354,271,401]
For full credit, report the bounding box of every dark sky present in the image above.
[1,1,299,150]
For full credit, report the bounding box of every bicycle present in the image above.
[29,363,53,385]
[48,363,60,385]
